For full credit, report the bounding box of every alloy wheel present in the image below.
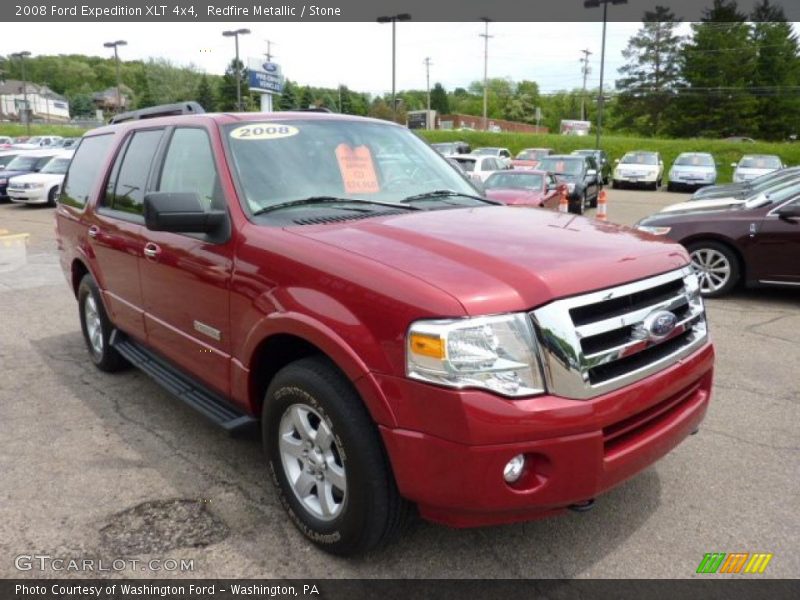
[690,248,731,294]
[84,295,104,356]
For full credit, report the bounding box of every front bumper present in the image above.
[8,188,47,204]
[378,341,714,527]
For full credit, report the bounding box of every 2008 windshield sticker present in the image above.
[230,124,299,140]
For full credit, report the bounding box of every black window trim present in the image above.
[58,133,116,212]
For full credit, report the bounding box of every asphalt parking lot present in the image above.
[0,189,797,579]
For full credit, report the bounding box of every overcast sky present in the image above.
[0,21,796,96]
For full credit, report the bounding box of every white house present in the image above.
[0,79,70,123]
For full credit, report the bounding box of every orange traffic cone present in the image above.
[558,188,569,213]
[596,189,608,221]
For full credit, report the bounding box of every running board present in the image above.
[110,331,257,434]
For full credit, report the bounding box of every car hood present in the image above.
[485,189,545,205]
[6,172,63,185]
[735,167,776,177]
[660,197,746,214]
[288,206,689,315]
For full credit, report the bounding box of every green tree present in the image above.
[430,83,449,114]
[613,5,682,136]
[195,74,216,112]
[669,0,758,138]
[219,59,249,111]
[67,93,94,117]
[750,0,800,140]
[299,86,315,109]
[136,74,156,109]
[338,85,352,113]
[279,79,297,110]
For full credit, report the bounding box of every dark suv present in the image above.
[56,103,713,555]
[536,154,602,214]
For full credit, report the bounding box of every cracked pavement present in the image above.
[0,191,797,579]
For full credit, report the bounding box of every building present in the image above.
[0,79,70,123]
[438,113,548,134]
[92,86,131,113]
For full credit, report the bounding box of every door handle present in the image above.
[143,242,161,260]
[87,225,100,239]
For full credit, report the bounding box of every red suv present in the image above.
[56,103,714,555]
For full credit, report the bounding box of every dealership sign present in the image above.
[247,58,284,95]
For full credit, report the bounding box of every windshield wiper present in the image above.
[400,189,498,205]
[253,196,422,216]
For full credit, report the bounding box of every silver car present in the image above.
[667,153,717,192]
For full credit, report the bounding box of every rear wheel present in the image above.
[263,356,410,555]
[687,241,740,297]
[78,274,128,372]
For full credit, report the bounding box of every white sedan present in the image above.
[612,151,664,190]
[7,151,73,206]
[731,154,783,183]
[450,154,506,183]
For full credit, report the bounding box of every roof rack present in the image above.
[294,107,333,113]
[109,101,205,125]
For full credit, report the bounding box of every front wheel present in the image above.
[47,186,59,207]
[263,357,410,555]
[687,241,740,297]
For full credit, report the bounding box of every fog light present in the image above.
[503,454,525,483]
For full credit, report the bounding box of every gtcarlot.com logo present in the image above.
[696,552,773,574]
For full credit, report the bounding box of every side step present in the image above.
[111,331,257,434]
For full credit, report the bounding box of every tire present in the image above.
[571,192,586,215]
[667,182,676,193]
[686,241,741,297]
[263,356,410,556]
[47,186,58,207]
[77,274,128,372]
[589,187,599,208]
[612,180,619,189]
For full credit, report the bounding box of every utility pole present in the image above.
[580,48,592,121]
[264,40,274,62]
[423,56,432,127]
[11,51,31,134]
[103,40,127,114]
[479,18,493,131]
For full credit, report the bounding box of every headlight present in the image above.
[406,313,545,397]
[636,225,671,236]
[24,183,44,189]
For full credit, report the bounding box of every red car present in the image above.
[512,147,554,170]
[483,170,564,209]
[56,103,714,555]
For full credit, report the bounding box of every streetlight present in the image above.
[11,51,31,134]
[222,28,251,111]
[584,0,627,149]
[377,13,411,121]
[103,40,127,114]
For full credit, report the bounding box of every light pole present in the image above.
[377,13,411,122]
[11,51,31,134]
[103,40,127,114]
[584,0,627,149]
[222,28,251,111]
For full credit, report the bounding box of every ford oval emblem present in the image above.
[643,310,678,340]
[264,63,278,72]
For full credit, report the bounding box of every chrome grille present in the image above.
[531,267,708,400]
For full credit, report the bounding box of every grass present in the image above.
[0,123,91,139]
[419,130,800,184]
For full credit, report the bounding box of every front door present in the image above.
[138,126,234,396]
[751,197,800,284]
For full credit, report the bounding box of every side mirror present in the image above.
[144,192,227,234]
[776,204,800,221]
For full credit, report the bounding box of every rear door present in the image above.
[750,197,800,284]
[138,126,234,396]
[88,128,166,341]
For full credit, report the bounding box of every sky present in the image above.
[0,21,796,97]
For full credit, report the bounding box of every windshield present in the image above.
[516,149,548,160]
[621,153,658,165]
[537,157,583,176]
[6,155,42,171]
[740,156,781,169]
[473,148,499,156]
[0,154,18,167]
[40,157,71,174]
[25,137,43,144]
[675,154,714,167]
[751,168,799,192]
[744,178,800,208]
[485,172,543,190]
[224,120,479,213]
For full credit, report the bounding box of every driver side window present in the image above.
[158,128,223,211]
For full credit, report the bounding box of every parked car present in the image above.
[667,153,718,192]
[54,137,80,149]
[512,148,554,170]
[0,136,13,148]
[0,151,22,170]
[613,151,664,190]
[473,147,513,168]
[663,171,800,214]
[482,170,564,209]
[12,135,63,150]
[537,154,600,214]
[691,165,800,201]
[0,149,60,200]
[7,150,73,206]
[731,154,783,183]
[571,149,612,184]
[430,141,471,156]
[56,103,713,556]
[451,153,506,183]
[637,181,800,296]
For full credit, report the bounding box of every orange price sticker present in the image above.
[335,144,380,194]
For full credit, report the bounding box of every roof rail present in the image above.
[109,101,205,124]
[294,107,333,113]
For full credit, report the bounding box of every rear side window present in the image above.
[157,128,222,210]
[105,129,164,216]
[60,135,114,209]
